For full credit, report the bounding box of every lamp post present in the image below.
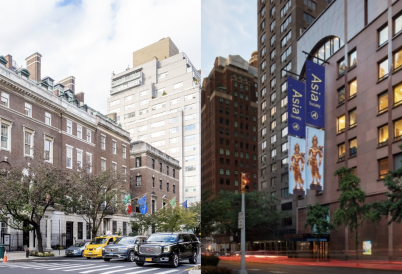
[239,172,249,274]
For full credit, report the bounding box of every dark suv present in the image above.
[134,232,200,268]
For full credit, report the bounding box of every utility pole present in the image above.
[239,172,249,274]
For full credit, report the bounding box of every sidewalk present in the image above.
[0,250,66,262]
[218,255,402,271]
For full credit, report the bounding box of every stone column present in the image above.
[45,219,52,252]
[29,230,36,251]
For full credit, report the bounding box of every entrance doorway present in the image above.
[66,222,73,247]
[313,241,329,260]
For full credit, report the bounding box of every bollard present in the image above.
[26,248,30,258]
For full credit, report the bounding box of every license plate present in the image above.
[88,252,92,255]
[145,258,152,262]
[109,253,114,255]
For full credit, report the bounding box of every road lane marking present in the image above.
[124,269,159,274]
[157,270,180,274]
[79,266,125,273]
[47,264,98,270]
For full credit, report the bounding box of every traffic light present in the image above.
[241,172,250,193]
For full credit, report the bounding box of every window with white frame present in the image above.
[66,146,73,168]
[151,130,165,138]
[151,121,165,128]
[170,117,179,123]
[173,82,183,89]
[24,129,34,156]
[137,134,147,140]
[151,140,165,147]
[282,142,288,152]
[44,136,53,162]
[170,127,179,134]
[125,103,135,110]
[170,137,179,144]
[122,166,127,181]
[67,120,72,134]
[124,95,135,101]
[185,134,196,142]
[25,103,32,117]
[101,135,106,150]
[101,158,106,171]
[158,72,168,80]
[109,99,120,107]
[169,147,179,153]
[86,152,92,173]
[86,130,91,143]
[282,126,288,137]
[45,112,51,126]
[1,120,11,150]
[122,145,126,159]
[77,125,82,139]
[112,141,116,154]
[77,149,83,169]
[170,98,180,105]
[184,104,196,111]
[185,114,196,121]
[138,125,147,132]
[184,93,196,101]
[139,108,149,115]
[271,148,277,157]
[139,99,149,106]
[152,102,166,110]
[112,162,117,173]
[139,90,149,97]
[281,96,288,107]
[1,92,9,107]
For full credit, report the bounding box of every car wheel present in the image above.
[103,258,111,261]
[170,252,179,268]
[81,251,84,257]
[136,262,144,266]
[189,251,197,264]
[86,257,91,259]
[128,251,135,262]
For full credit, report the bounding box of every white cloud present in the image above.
[0,0,201,113]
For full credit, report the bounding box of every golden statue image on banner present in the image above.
[306,126,324,191]
[288,136,306,195]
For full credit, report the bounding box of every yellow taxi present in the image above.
[84,235,121,259]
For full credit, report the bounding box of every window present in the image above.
[281,31,291,47]
[281,96,288,107]
[281,142,288,152]
[122,145,126,159]
[270,5,275,17]
[261,73,266,84]
[379,158,388,179]
[261,33,266,44]
[281,127,288,137]
[185,124,196,131]
[303,12,315,24]
[304,0,316,10]
[395,14,402,35]
[270,34,276,46]
[173,169,176,178]
[349,109,357,128]
[77,125,82,139]
[271,134,276,144]
[349,50,357,67]
[281,112,287,122]
[1,121,11,150]
[261,46,267,57]
[160,162,163,172]
[101,158,106,171]
[139,108,149,115]
[1,92,9,107]
[338,87,345,104]
[138,125,147,132]
[136,176,142,186]
[378,92,388,113]
[25,103,32,117]
[394,49,402,70]
[271,148,276,157]
[378,124,389,145]
[86,153,92,173]
[173,82,183,89]
[270,77,276,88]
[270,20,275,31]
[101,135,106,150]
[395,119,402,141]
[379,25,388,47]
[379,59,389,80]
[280,0,291,17]
[270,63,276,74]
[77,150,83,169]
[281,187,289,197]
[270,106,276,116]
[45,112,51,126]
[24,131,33,156]
[280,16,291,33]
[281,158,288,167]
[185,114,196,121]
[281,46,291,62]
[66,146,72,168]
[112,141,116,154]
[66,121,72,135]
[394,83,402,107]
[281,62,291,78]
[124,95,135,101]
[271,120,276,130]
[170,137,179,144]
[349,138,357,157]
[152,159,155,169]
[337,143,345,161]
[337,115,345,133]
[270,48,275,59]
[338,58,346,76]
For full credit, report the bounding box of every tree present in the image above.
[154,203,197,232]
[185,201,201,236]
[129,213,157,236]
[333,167,379,260]
[304,203,336,261]
[0,152,76,252]
[69,166,128,238]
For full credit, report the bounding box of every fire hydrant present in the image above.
[26,248,29,258]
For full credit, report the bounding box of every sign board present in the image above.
[288,136,307,195]
[306,60,325,129]
[238,212,244,229]
[287,77,306,138]
[306,126,325,191]
[3,234,10,245]
[363,241,372,255]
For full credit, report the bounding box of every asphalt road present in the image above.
[218,260,401,274]
[0,253,200,274]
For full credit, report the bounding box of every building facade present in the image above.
[0,52,132,251]
[107,38,201,204]
[294,0,402,259]
[257,0,330,236]
[201,54,259,195]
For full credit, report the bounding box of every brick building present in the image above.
[201,54,258,195]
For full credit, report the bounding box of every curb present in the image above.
[2,256,67,263]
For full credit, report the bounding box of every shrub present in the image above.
[201,266,232,274]
[201,255,220,266]
[49,252,55,257]
[38,253,44,257]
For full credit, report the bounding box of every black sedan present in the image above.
[102,236,147,262]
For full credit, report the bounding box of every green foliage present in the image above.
[130,213,157,235]
[201,266,232,274]
[162,91,167,96]
[201,255,220,266]
[185,201,201,235]
[305,203,336,239]
[155,204,197,232]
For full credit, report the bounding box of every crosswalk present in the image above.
[0,262,182,274]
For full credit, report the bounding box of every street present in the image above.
[218,260,401,274]
[0,253,200,274]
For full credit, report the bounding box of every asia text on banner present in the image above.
[288,77,306,138]
[306,60,325,129]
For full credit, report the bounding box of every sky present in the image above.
[201,0,257,78]
[0,0,201,114]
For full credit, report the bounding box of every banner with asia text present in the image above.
[306,60,325,129]
[287,77,306,138]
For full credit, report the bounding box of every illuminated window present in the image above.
[349,80,357,98]
[394,84,402,107]
[349,109,357,128]
[379,158,388,179]
[338,143,345,161]
[379,59,389,80]
[349,138,357,157]
[378,92,388,113]
[379,25,388,47]
[270,106,276,116]
[337,115,345,133]
[394,49,402,71]
[394,119,402,141]
[378,124,389,146]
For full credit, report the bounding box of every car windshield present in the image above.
[147,235,177,243]
[90,238,108,245]
[73,243,85,247]
[114,237,135,245]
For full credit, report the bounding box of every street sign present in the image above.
[238,212,244,229]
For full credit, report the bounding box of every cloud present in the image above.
[201,0,256,76]
[0,0,201,114]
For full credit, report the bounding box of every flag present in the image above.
[123,193,131,205]
[170,197,176,207]
[182,200,187,209]
[126,204,132,215]
[138,194,147,215]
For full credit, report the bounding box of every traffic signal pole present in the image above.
[239,191,247,274]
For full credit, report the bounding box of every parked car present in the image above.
[83,235,121,259]
[102,236,147,262]
[134,232,200,268]
[65,242,89,257]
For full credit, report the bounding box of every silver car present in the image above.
[65,242,90,257]
[102,236,147,262]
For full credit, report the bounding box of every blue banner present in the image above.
[182,200,188,209]
[306,126,325,191]
[287,77,306,138]
[306,60,325,129]
[138,194,147,215]
[288,136,306,196]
